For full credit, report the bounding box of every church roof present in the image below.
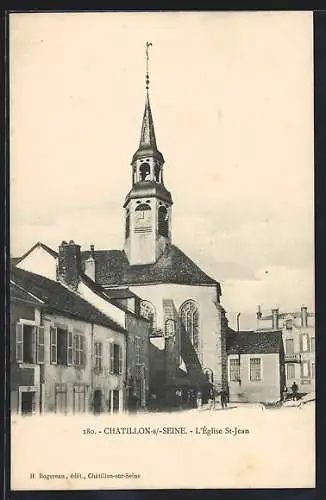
[81,244,220,289]
[226,330,284,355]
[132,93,164,164]
[123,181,172,207]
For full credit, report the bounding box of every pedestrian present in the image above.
[291,382,298,401]
[196,390,202,409]
[208,385,215,410]
[282,385,288,401]
[220,389,228,409]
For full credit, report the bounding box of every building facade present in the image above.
[12,241,152,412]
[257,306,315,395]
[10,267,127,415]
[226,330,285,403]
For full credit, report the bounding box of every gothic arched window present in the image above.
[180,300,199,350]
[140,301,156,328]
[158,206,169,237]
[139,162,151,182]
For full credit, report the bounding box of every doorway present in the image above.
[93,390,102,414]
[21,391,34,415]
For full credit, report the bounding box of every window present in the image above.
[139,162,151,181]
[285,338,294,354]
[180,300,199,350]
[286,363,295,380]
[250,358,262,381]
[301,361,310,378]
[16,323,44,364]
[311,337,315,352]
[110,343,123,375]
[311,363,315,379]
[37,327,45,363]
[95,342,103,373]
[300,334,310,353]
[158,205,169,237]
[74,334,85,367]
[154,164,160,182]
[73,384,87,413]
[229,358,240,382]
[125,211,130,238]
[50,327,57,364]
[50,327,81,367]
[55,383,67,414]
[140,301,156,328]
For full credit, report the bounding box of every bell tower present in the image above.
[124,43,173,265]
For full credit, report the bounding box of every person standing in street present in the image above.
[291,381,298,401]
[220,389,228,409]
[208,385,215,410]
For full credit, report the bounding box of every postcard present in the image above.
[9,11,315,490]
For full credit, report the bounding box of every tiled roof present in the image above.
[81,244,219,288]
[13,241,220,288]
[226,330,283,355]
[10,281,43,306]
[10,267,126,334]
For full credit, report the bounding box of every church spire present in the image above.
[132,42,163,164]
[139,92,157,150]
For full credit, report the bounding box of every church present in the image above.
[12,45,232,409]
[78,47,230,406]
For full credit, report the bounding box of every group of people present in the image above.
[283,381,299,401]
[207,385,229,410]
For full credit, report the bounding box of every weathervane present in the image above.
[145,41,152,91]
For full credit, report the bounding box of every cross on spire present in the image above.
[145,42,152,91]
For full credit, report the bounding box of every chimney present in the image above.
[301,306,308,328]
[272,308,279,330]
[57,240,81,291]
[84,244,96,281]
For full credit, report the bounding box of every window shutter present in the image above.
[109,343,114,374]
[37,326,45,364]
[50,327,57,364]
[74,334,78,365]
[16,323,24,363]
[118,345,123,374]
[31,326,37,363]
[81,336,86,368]
[67,331,73,366]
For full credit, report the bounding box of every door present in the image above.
[21,391,34,415]
[93,390,102,414]
[112,390,120,413]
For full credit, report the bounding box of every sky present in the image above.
[9,12,314,329]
